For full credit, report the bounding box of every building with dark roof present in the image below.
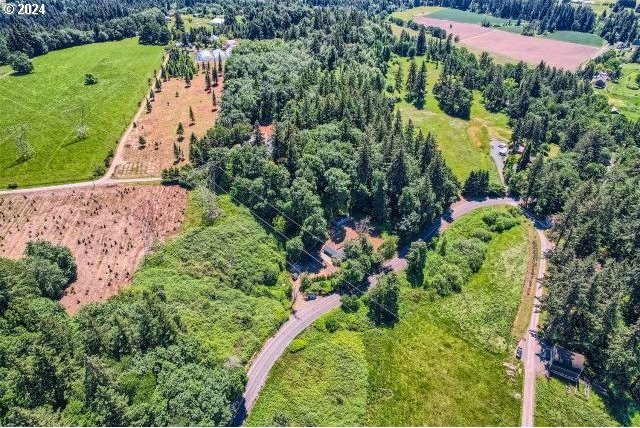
[548,345,586,385]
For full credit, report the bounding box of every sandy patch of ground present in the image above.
[112,69,223,179]
[0,185,187,313]
[415,17,599,70]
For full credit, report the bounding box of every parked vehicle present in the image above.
[306,294,317,301]
[516,346,523,359]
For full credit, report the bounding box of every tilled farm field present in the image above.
[415,17,600,70]
[0,185,187,313]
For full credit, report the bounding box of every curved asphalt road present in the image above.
[237,196,548,425]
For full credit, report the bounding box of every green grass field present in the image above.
[540,31,605,47]
[126,192,291,363]
[603,63,640,121]
[0,38,163,188]
[534,378,640,427]
[428,8,513,25]
[387,56,510,184]
[390,6,443,22]
[248,207,531,426]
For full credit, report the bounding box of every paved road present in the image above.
[234,294,342,424]
[237,196,547,425]
[521,228,552,427]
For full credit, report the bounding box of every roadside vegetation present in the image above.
[536,378,630,426]
[0,38,163,188]
[249,207,531,426]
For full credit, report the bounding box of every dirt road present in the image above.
[521,228,552,426]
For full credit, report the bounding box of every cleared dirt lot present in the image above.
[415,17,600,70]
[0,185,187,313]
[112,69,223,179]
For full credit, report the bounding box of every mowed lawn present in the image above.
[388,56,509,185]
[248,207,531,426]
[0,38,163,188]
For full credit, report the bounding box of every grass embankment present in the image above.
[0,38,163,188]
[387,56,510,185]
[248,206,532,426]
[128,192,290,363]
[536,378,629,426]
[604,63,640,121]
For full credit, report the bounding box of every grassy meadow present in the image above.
[0,38,163,188]
[390,6,443,22]
[125,192,291,363]
[248,206,532,426]
[535,378,638,426]
[387,56,510,185]
[603,63,640,121]
[540,30,605,47]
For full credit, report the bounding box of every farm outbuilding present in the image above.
[548,345,586,385]
[210,17,225,26]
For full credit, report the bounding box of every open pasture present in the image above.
[414,17,600,70]
[0,39,163,188]
[113,64,223,178]
[0,185,187,313]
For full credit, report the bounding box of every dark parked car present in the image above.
[516,346,523,359]
[306,294,317,301]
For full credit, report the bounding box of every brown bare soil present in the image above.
[415,17,599,70]
[0,185,187,313]
[113,70,224,178]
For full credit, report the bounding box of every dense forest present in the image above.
[0,241,245,425]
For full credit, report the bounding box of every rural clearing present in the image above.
[414,17,601,70]
[113,64,223,179]
[0,185,186,313]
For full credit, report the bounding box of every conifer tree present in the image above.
[176,122,185,141]
[394,63,404,93]
[406,60,417,97]
[189,106,195,124]
[146,98,152,113]
[416,26,427,56]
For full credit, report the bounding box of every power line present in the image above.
[208,178,402,322]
